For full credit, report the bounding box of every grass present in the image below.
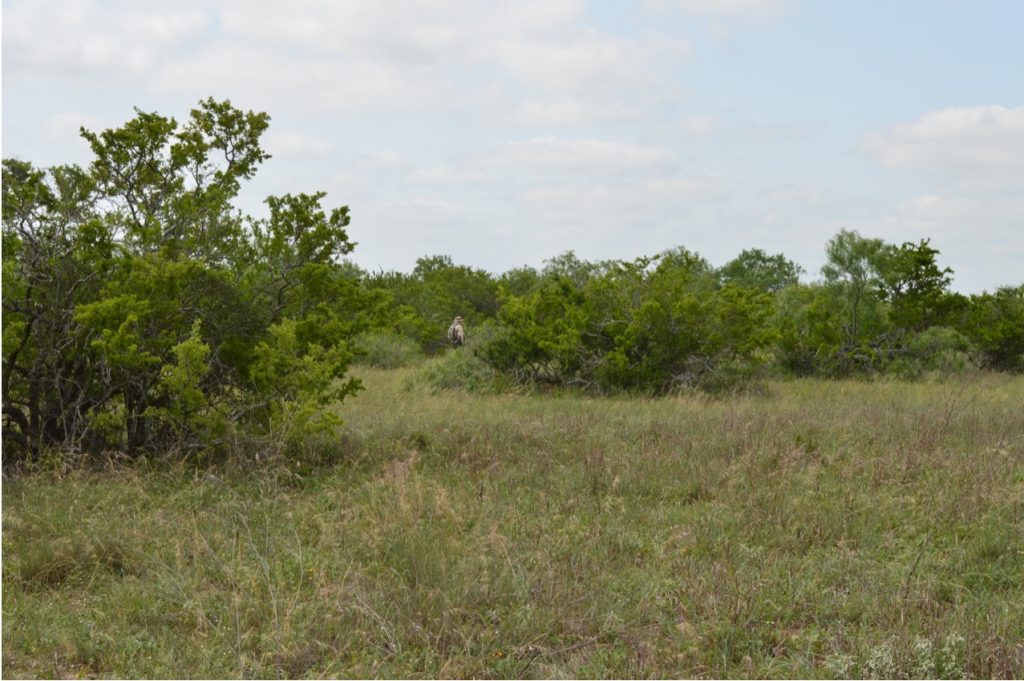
[3,365,1023,678]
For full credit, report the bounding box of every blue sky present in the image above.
[3,0,1022,292]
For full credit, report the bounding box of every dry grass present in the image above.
[3,366,1023,678]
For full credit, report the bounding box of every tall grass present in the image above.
[4,365,1023,678]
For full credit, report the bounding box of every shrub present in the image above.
[355,330,424,369]
[962,285,1024,372]
[1,100,364,466]
[886,326,976,379]
[416,348,499,393]
[481,256,777,395]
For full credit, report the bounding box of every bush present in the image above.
[2,100,364,466]
[355,330,424,369]
[886,326,976,379]
[962,285,1024,372]
[480,257,777,395]
[415,348,500,393]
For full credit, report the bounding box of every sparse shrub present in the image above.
[355,330,424,369]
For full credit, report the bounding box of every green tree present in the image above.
[821,229,886,342]
[2,100,363,463]
[719,248,804,292]
[366,255,499,352]
[482,251,776,394]
[961,286,1024,371]
[875,238,955,332]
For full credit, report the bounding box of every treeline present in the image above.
[3,100,1023,465]
[353,240,1023,394]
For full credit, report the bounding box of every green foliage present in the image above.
[876,238,956,332]
[821,228,887,341]
[773,284,847,375]
[481,253,777,394]
[416,348,500,393]
[886,326,976,379]
[354,330,424,369]
[719,248,804,292]
[497,265,542,297]
[962,285,1024,371]
[2,100,363,464]
[143,321,227,452]
[365,255,499,352]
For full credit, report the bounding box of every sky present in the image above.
[2,0,1022,293]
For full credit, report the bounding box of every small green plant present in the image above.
[415,348,499,393]
[864,639,898,678]
[354,330,424,369]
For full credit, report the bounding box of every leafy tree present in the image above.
[541,251,600,287]
[497,266,542,297]
[482,251,776,394]
[821,229,886,342]
[875,238,955,332]
[773,284,847,376]
[2,100,363,464]
[961,285,1024,371]
[719,248,804,292]
[366,255,499,352]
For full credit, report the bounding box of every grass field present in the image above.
[3,365,1023,678]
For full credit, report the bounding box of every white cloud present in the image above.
[44,112,107,142]
[264,131,334,158]
[373,198,467,226]
[4,0,685,126]
[471,137,677,177]
[214,0,586,61]
[861,106,1024,291]
[506,97,641,127]
[3,0,209,82]
[489,30,673,97]
[861,105,1024,193]
[646,0,792,19]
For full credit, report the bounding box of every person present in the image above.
[447,316,466,347]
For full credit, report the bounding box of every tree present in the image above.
[821,229,886,341]
[2,100,363,464]
[874,238,955,332]
[366,255,499,352]
[962,286,1024,371]
[719,248,803,292]
[497,266,541,297]
[481,251,777,394]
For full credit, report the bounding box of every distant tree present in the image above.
[962,285,1024,371]
[482,251,776,393]
[772,284,847,375]
[498,266,542,297]
[365,255,499,352]
[719,248,804,292]
[874,238,955,332]
[541,251,598,287]
[821,229,886,341]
